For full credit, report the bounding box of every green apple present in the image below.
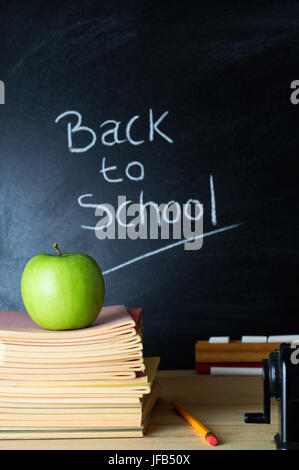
[21,243,105,330]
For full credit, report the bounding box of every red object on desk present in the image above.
[196,362,262,374]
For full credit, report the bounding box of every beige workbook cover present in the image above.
[1,341,143,359]
[2,329,137,345]
[0,390,159,437]
[2,334,141,351]
[0,363,144,380]
[0,405,141,414]
[0,395,141,404]
[0,414,143,429]
[0,428,144,439]
[0,357,158,394]
[0,375,149,388]
[0,305,136,340]
[0,358,145,372]
[1,351,143,364]
[0,357,160,438]
[0,371,138,380]
[0,386,149,396]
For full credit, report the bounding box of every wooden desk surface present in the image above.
[0,370,278,450]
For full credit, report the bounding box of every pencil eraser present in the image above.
[207,435,218,446]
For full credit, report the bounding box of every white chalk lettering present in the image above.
[99,157,123,183]
[125,161,144,181]
[100,120,126,146]
[55,109,173,152]
[126,115,144,145]
[55,111,96,153]
[149,109,173,143]
[210,174,217,226]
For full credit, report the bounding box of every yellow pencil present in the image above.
[171,399,218,446]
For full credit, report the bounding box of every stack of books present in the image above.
[0,305,160,439]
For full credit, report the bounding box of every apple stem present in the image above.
[53,243,62,256]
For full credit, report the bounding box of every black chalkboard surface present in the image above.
[0,0,298,368]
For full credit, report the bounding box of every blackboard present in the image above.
[0,0,298,368]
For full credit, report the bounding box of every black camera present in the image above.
[244,343,299,450]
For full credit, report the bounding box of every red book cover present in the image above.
[127,308,142,332]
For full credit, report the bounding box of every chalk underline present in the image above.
[102,222,242,275]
